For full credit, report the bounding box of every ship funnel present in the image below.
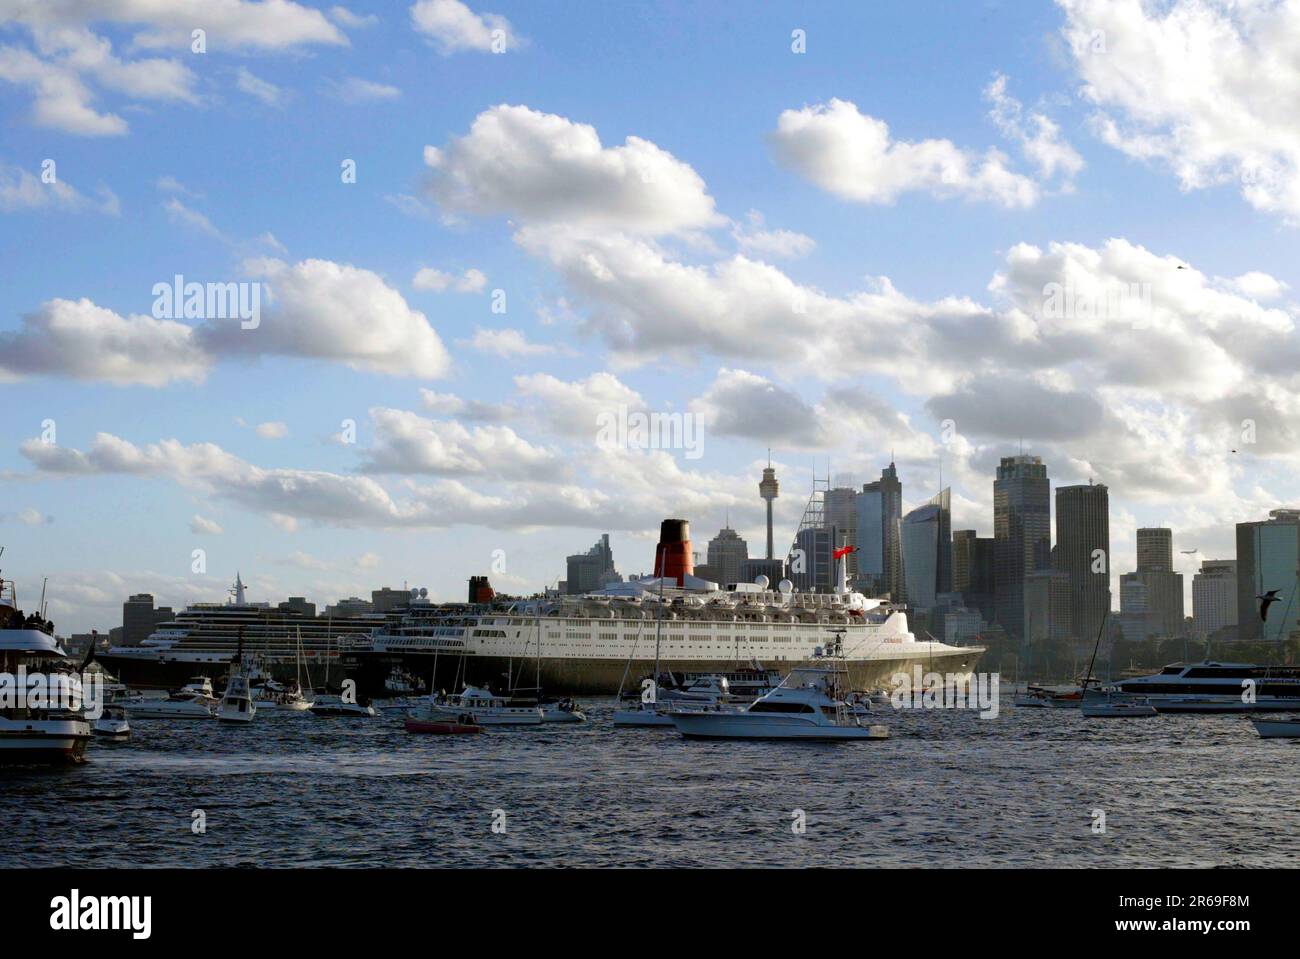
[654,518,693,586]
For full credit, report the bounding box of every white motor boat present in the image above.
[123,689,216,719]
[420,685,542,725]
[670,642,890,742]
[92,704,132,739]
[217,673,256,723]
[180,676,214,698]
[0,576,91,765]
[612,701,677,726]
[1251,716,1300,739]
[309,694,377,717]
[1080,690,1158,719]
[507,691,585,723]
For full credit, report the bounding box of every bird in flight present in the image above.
[1258,590,1281,622]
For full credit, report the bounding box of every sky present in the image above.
[2,0,1299,634]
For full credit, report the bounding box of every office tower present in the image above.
[1118,574,1156,642]
[706,523,749,586]
[1131,526,1183,637]
[122,593,173,646]
[759,461,779,560]
[994,455,1051,641]
[901,503,940,609]
[1236,510,1300,641]
[739,557,785,584]
[1055,483,1111,641]
[370,588,409,614]
[953,529,996,624]
[1192,559,1237,641]
[566,533,619,594]
[278,596,317,617]
[1137,527,1173,572]
[856,461,903,597]
[1024,569,1072,644]
[930,487,952,595]
[824,485,859,582]
[791,525,836,592]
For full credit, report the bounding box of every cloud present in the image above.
[412,266,486,292]
[255,421,288,439]
[0,162,118,214]
[164,196,224,239]
[189,513,223,535]
[359,407,561,478]
[419,389,513,421]
[1230,271,1289,301]
[1058,0,1300,221]
[4,258,453,385]
[330,6,379,29]
[235,67,284,106]
[462,327,554,357]
[198,257,453,379]
[514,371,645,438]
[422,104,723,235]
[984,72,1084,186]
[731,210,815,259]
[332,76,400,103]
[0,298,211,386]
[409,0,520,54]
[770,97,1040,207]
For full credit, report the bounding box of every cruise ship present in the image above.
[342,519,985,697]
[98,575,387,689]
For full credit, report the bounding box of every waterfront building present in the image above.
[1236,510,1300,641]
[566,533,619,595]
[855,461,903,597]
[952,529,996,624]
[1192,559,1237,641]
[705,524,749,586]
[121,594,176,646]
[994,455,1051,641]
[1024,569,1072,645]
[1054,483,1111,641]
[1131,527,1184,637]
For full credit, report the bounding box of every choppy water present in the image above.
[4,699,1297,868]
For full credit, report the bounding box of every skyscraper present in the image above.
[566,533,619,594]
[994,454,1051,642]
[1192,559,1237,641]
[930,487,952,596]
[1055,483,1111,642]
[1024,569,1072,645]
[705,523,749,586]
[824,485,859,582]
[1137,527,1173,572]
[855,462,903,598]
[901,503,942,609]
[1133,526,1184,637]
[953,529,996,624]
[1236,510,1300,641]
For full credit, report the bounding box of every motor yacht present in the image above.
[1250,716,1300,739]
[1080,689,1158,719]
[217,673,256,723]
[670,638,890,742]
[1115,661,1300,713]
[0,573,91,764]
[416,685,542,725]
[123,689,216,719]
[309,694,377,718]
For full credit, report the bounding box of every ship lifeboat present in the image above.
[404,714,482,735]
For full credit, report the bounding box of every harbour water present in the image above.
[4,700,1297,868]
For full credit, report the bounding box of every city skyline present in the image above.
[3,1,1299,635]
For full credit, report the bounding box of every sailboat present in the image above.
[254,627,314,713]
[1080,612,1157,719]
[309,631,375,717]
[505,617,586,722]
[612,572,678,727]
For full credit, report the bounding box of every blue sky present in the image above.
[2,0,1299,633]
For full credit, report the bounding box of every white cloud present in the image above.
[1059,0,1300,220]
[357,551,381,568]
[332,76,400,103]
[15,507,49,526]
[255,421,288,439]
[164,196,224,239]
[418,390,512,421]
[462,327,554,358]
[409,0,519,54]
[984,73,1084,186]
[235,67,284,106]
[770,97,1040,208]
[0,298,211,386]
[359,407,561,478]
[423,104,723,235]
[1230,271,1289,301]
[199,258,453,379]
[412,266,486,292]
[514,371,645,438]
[190,513,223,535]
[0,162,117,214]
[330,6,379,29]
[731,210,815,259]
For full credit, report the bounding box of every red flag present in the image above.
[833,545,857,560]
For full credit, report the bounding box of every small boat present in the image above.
[1251,716,1300,739]
[123,690,215,719]
[508,692,585,723]
[420,686,542,725]
[179,676,214,699]
[404,712,482,735]
[1013,684,1087,708]
[1081,690,1158,718]
[254,628,315,712]
[92,704,131,739]
[670,636,889,742]
[217,673,256,723]
[309,695,377,718]
[612,701,677,726]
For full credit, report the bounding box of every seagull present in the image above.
[1258,590,1281,622]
